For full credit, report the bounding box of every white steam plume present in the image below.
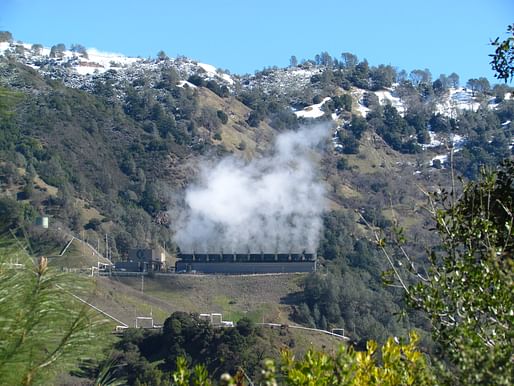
[172,123,330,253]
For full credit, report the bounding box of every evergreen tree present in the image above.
[49,43,66,59]
[448,72,460,88]
[31,44,43,56]
[340,52,358,70]
[0,31,13,42]
[0,239,107,385]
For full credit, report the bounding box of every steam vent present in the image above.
[175,251,316,274]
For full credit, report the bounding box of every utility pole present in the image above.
[105,233,108,260]
[141,274,144,294]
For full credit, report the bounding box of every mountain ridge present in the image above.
[0,33,512,262]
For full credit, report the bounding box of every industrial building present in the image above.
[175,251,316,274]
[114,248,166,272]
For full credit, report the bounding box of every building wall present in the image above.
[114,261,141,271]
[128,249,153,262]
[175,261,316,274]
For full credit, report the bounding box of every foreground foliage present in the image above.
[0,237,106,385]
[490,24,514,82]
[381,160,514,385]
[101,312,270,385]
[105,313,434,386]
[169,332,435,386]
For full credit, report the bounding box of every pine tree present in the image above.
[0,237,108,385]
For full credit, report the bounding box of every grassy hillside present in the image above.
[82,273,347,355]
[91,273,305,326]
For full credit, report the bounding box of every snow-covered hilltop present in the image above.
[1,38,509,121]
[0,40,235,91]
[1,37,511,174]
[242,65,323,96]
[0,41,140,75]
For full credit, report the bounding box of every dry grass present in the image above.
[84,273,309,327]
[75,197,104,224]
[196,88,275,157]
[85,273,347,354]
[338,183,362,199]
[107,273,306,325]
[33,175,58,196]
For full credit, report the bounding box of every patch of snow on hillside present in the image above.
[489,93,514,109]
[431,154,448,167]
[488,96,500,109]
[375,89,405,115]
[177,80,197,88]
[356,104,370,117]
[73,48,141,75]
[241,65,321,97]
[332,128,343,151]
[294,97,331,118]
[352,88,370,117]
[198,62,217,74]
[451,133,465,152]
[291,68,317,77]
[436,88,481,116]
[87,48,140,66]
[421,131,443,149]
[428,132,467,168]
[0,42,10,54]
[198,62,234,85]
[39,47,51,56]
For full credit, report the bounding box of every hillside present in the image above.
[78,273,347,365]
[1,33,513,350]
[92,273,305,326]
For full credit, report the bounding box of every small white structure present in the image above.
[135,316,154,328]
[35,216,49,229]
[199,313,233,327]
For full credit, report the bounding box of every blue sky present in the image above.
[1,0,512,83]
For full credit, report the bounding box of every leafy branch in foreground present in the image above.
[0,236,108,385]
[372,160,514,385]
[490,24,514,83]
[172,332,435,386]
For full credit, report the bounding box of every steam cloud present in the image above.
[172,124,330,253]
